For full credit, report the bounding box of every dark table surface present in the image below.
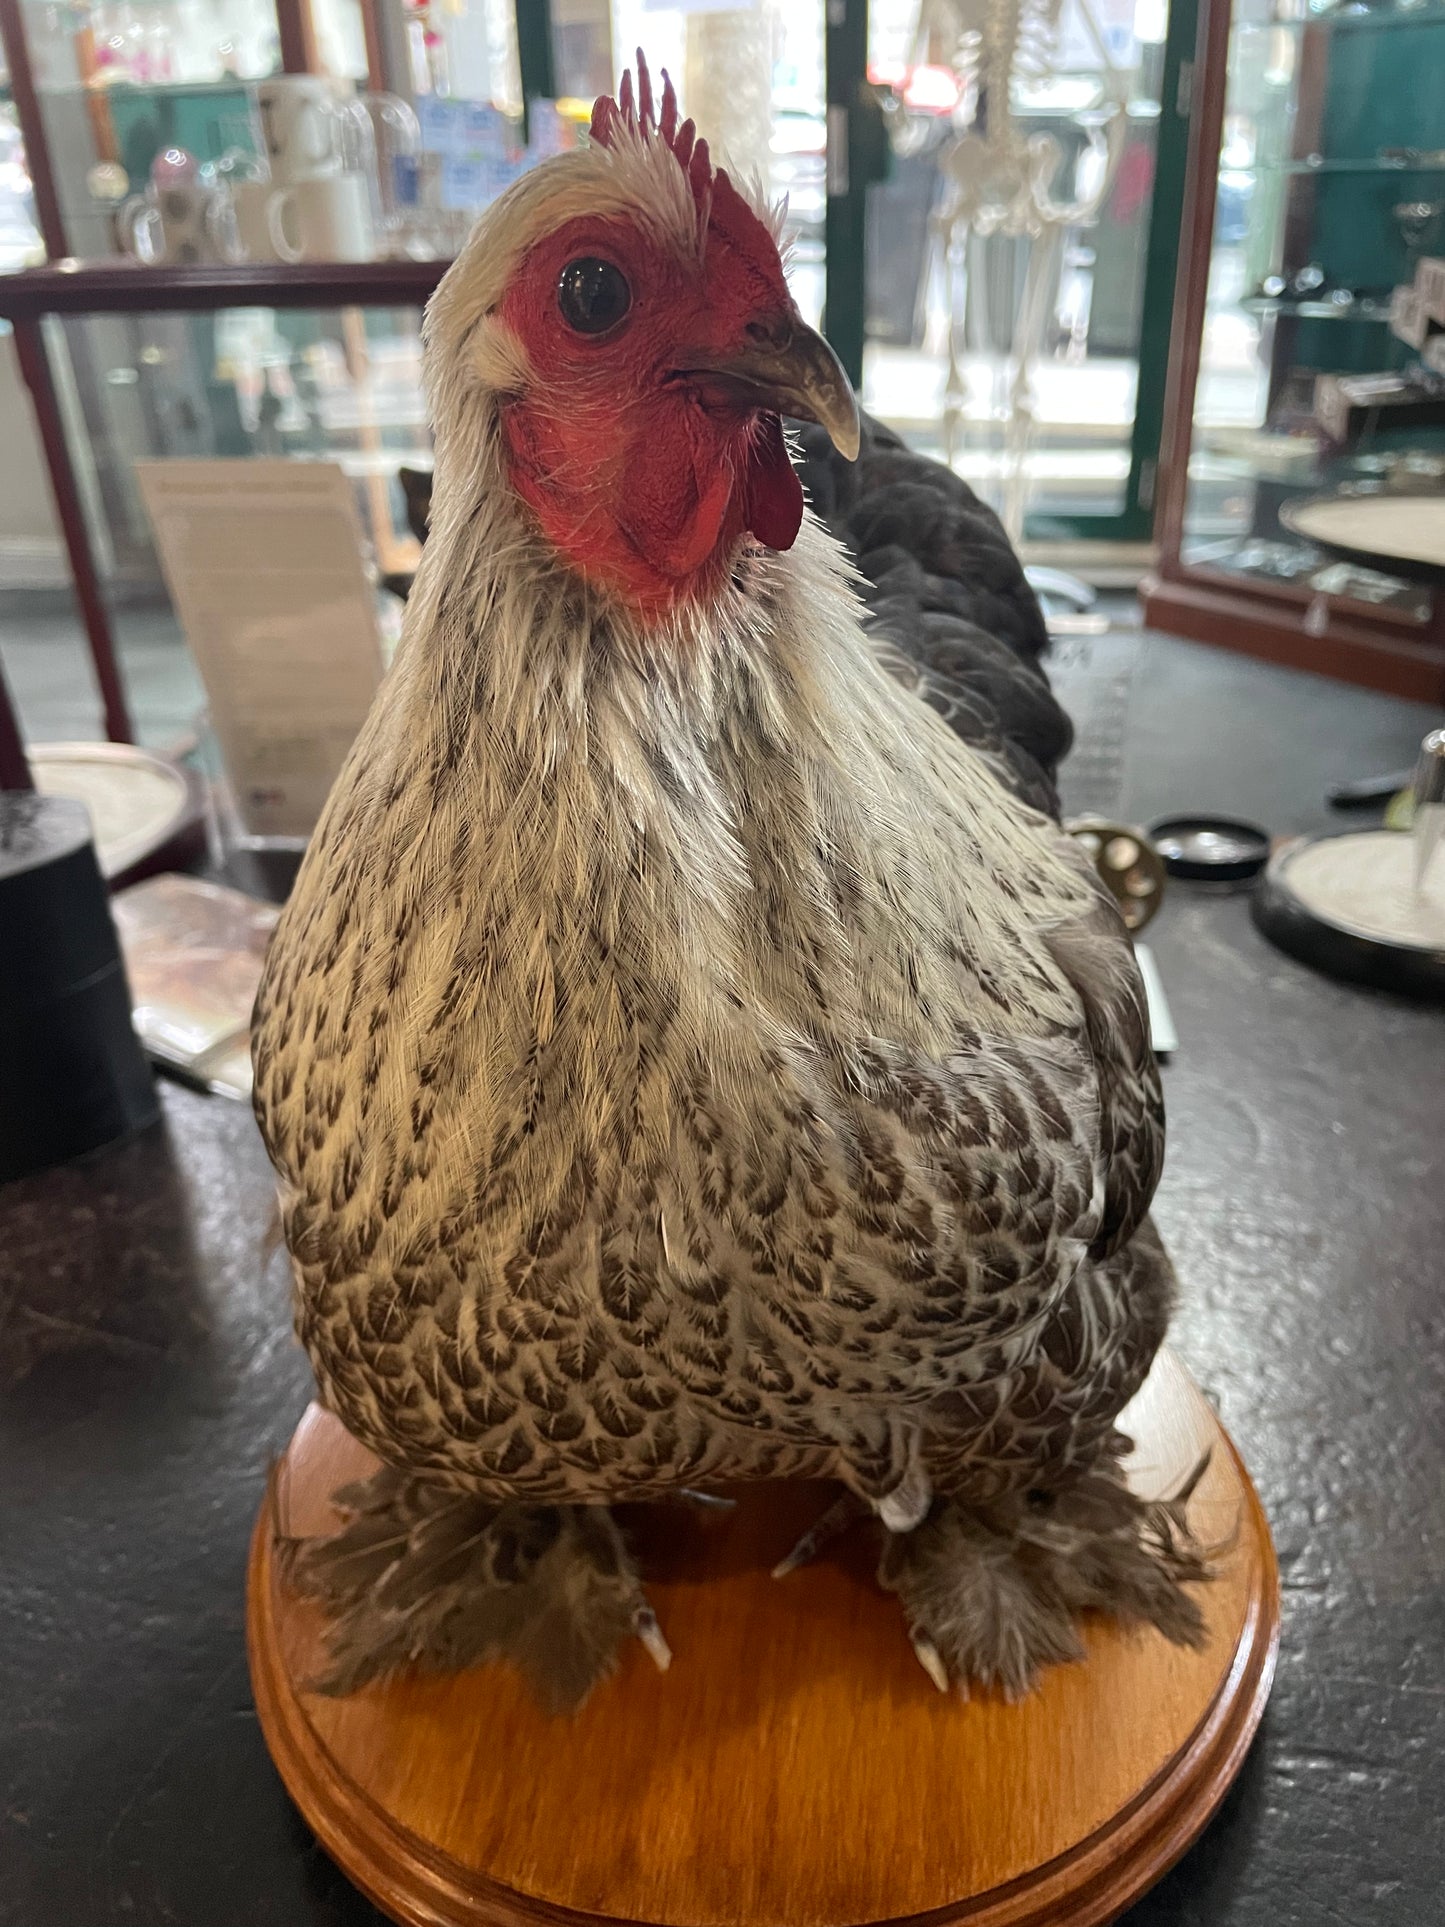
[3,873,1443,1927]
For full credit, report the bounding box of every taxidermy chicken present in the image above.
[253,57,1206,1711]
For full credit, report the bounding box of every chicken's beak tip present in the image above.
[681,316,860,464]
[789,318,860,463]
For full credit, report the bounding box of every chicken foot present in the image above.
[879,1454,1213,1698]
[275,1466,668,1712]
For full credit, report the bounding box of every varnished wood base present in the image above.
[248,1350,1279,1927]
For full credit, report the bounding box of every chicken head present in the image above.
[431,55,858,617]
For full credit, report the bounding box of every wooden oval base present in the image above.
[248,1350,1278,1927]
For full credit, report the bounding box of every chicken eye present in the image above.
[557,257,631,336]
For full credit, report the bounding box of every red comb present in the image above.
[589,49,715,210]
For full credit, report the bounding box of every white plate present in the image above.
[29,741,199,881]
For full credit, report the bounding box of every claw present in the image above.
[772,1490,867,1579]
[634,1605,672,1673]
[911,1633,950,1694]
[677,1488,736,1511]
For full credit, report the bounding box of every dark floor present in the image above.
[1,596,1443,1927]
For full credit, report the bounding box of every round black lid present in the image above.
[1148,814,1271,883]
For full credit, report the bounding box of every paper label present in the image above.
[136,460,384,840]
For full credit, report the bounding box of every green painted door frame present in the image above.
[515,0,556,140]
[514,0,1195,544]
[1033,0,1201,541]
[823,0,871,391]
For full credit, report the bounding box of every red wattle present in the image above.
[743,413,804,552]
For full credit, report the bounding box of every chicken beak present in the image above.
[679,315,861,462]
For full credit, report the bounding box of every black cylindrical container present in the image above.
[0,792,158,1183]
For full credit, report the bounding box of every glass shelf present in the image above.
[16,77,274,101]
[1261,154,1445,174]
[0,259,454,319]
[1236,4,1445,32]
[1179,533,1434,614]
[1186,435,1425,484]
[1240,294,1395,318]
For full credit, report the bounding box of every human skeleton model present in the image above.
[918,0,1130,541]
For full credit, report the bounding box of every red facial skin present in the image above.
[497,177,804,619]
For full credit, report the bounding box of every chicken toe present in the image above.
[771,1488,870,1579]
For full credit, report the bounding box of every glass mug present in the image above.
[206,178,282,264]
[206,169,378,265]
[265,173,377,264]
[118,182,226,264]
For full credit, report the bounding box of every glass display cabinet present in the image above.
[1145,0,1445,697]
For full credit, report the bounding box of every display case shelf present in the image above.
[1237,4,1445,33]
[1261,154,1445,174]
[13,77,282,101]
[0,256,451,320]
[1180,532,1433,610]
[1240,293,1395,318]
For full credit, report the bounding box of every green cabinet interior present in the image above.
[1289,16,1445,379]
[106,80,261,184]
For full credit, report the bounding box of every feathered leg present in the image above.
[882,1222,1212,1696]
[879,1448,1212,1698]
[276,1468,668,1713]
